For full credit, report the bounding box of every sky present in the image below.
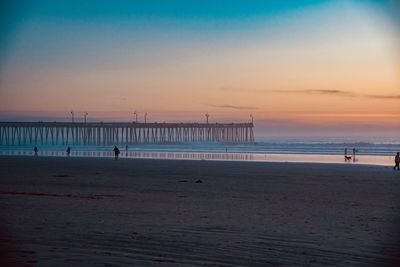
[0,0,399,139]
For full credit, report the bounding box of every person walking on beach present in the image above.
[33,146,38,156]
[125,144,128,158]
[394,152,400,171]
[66,146,71,157]
[113,146,120,160]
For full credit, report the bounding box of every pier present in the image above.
[0,122,255,146]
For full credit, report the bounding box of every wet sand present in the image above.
[0,156,399,266]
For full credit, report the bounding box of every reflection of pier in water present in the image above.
[0,122,255,146]
[0,150,254,161]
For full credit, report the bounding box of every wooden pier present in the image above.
[0,122,255,146]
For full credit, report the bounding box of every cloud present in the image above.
[270,89,355,96]
[207,104,258,110]
[217,87,354,96]
[363,94,400,99]
[216,86,400,100]
[267,89,400,100]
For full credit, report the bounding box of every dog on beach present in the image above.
[344,155,352,162]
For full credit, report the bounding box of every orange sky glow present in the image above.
[0,1,399,138]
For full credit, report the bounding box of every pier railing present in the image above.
[0,122,255,146]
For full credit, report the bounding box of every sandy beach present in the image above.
[0,156,399,266]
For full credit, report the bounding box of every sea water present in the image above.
[1,137,399,166]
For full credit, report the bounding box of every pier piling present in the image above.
[0,122,255,146]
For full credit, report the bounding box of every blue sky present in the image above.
[2,0,328,20]
[1,0,396,68]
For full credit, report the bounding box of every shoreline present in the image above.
[0,150,395,167]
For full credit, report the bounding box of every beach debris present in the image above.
[153,257,176,263]
[195,179,203,183]
[178,180,188,183]
[53,174,70,178]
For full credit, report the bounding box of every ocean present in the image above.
[1,137,399,166]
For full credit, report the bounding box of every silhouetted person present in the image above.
[33,146,38,156]
[113,146,120,160]
[394,152,400,171]
[125,144,128,157]
[66,146,71,157]
[352,148,356,162]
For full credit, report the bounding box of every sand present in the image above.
[0,156,399,266]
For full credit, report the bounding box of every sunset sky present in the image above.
[0,0,399,139]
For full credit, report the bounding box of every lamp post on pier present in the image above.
[70,111,74,123]
[144,112,147,123]
[133,111,138,123]
[84,112,88,123]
